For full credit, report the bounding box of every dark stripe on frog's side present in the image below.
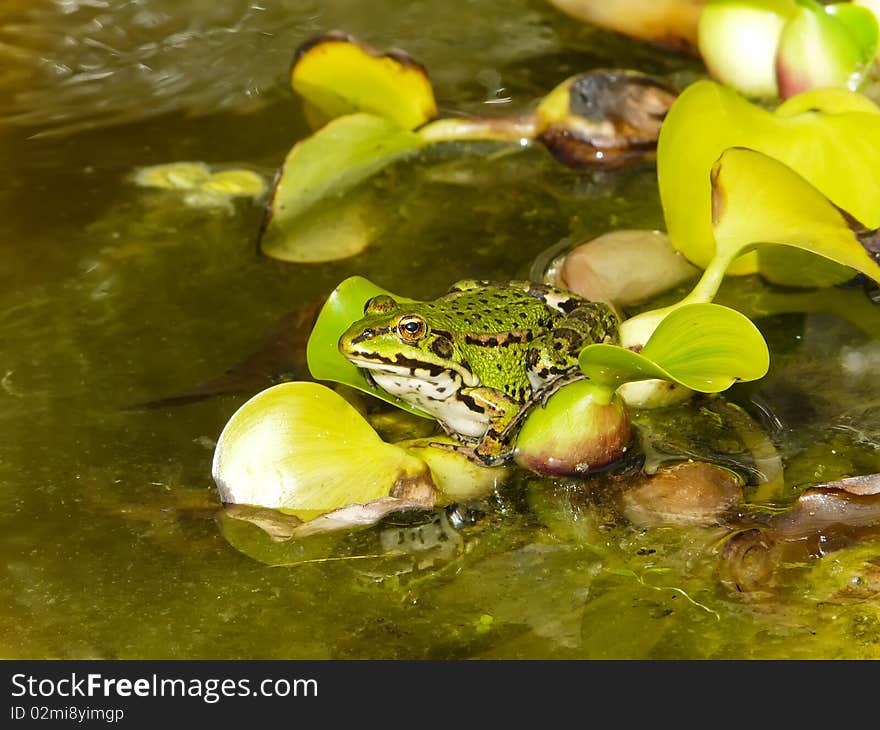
[353,351,450,378]
[462,330,539,347]
[350,326,394,345]
[457,391,486,415]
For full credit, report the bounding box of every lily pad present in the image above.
[579,302,769,393]
[212,381,433,514]
[291,32,437,131]
[306,276,430,418]
[259,113,425,263]
[657,80,880,279]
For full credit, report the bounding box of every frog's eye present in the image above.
[397,314,427,343]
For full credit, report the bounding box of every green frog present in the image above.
[338,280,619,466]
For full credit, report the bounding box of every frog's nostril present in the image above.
[348,328,376,346]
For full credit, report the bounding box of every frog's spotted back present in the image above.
[447,279,589,316]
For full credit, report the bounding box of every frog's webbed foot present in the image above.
[427,436,513,467]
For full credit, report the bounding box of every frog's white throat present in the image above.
[353,361,489,440]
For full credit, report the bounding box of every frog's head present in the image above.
[338,294,477,387]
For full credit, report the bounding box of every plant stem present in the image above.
[418,114,540,144]
[681,248,740,305]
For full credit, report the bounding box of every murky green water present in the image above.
[3,0,880,659]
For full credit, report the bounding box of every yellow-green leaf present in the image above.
[212,382,431,512]
[712,147,880,285]
[657,80,880,280]
[579,303,769,392]
[260,114,425,263]
[291,32,437,130]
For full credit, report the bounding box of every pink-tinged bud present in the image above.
[698,0,797,98]
[776,3,868,99]
[514,380,631,476]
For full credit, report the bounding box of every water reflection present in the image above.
[0,0,320,135]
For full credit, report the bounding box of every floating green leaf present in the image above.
[657,80,880,280]
[580,303,769,393]
[260,114,425,263]
[290,32,437,130]
[620,145,880,353]
[306,276,430,418]
[212,381,432,514]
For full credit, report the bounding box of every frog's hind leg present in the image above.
[427,431,513,468]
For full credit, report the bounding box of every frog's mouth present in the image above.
[345,353,478,390]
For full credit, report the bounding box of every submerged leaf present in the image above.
[260,114,425,263]
[580,303,769,392]
[133,161,212,190]
[212,381,433,512]
[657,80,880,278]
[200,170,267,197]
[132,162,266,204]
[306,276,429,417]
[621,461,743,527]
[291,32,437,130]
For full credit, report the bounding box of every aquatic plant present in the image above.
[618,81,880,374]
[259,33,676,262]
[215,30,880,523]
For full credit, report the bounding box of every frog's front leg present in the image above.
[528,302,620,386]
[434,386,522,467]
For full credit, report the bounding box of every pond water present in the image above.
[3,0,880,659]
